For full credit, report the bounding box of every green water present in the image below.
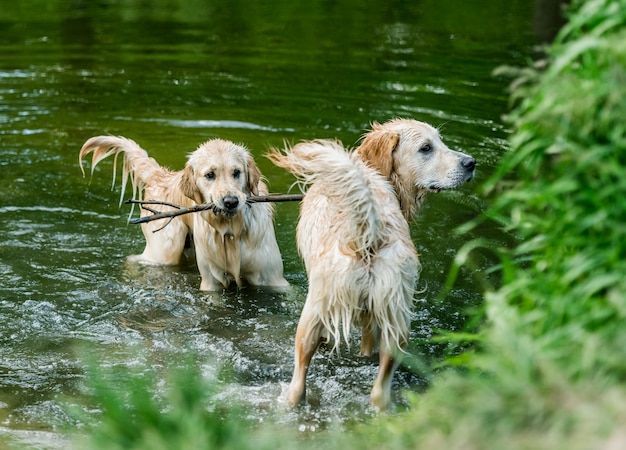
[0,0,555,446]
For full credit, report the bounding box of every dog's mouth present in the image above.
[210,205,239,218]
[427,171,475,192]
[428,185,443,193]
[206,194,246,218]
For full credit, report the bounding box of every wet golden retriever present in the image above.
[269,119,476,410]
[80,136,289,291]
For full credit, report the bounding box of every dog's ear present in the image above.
[246,154,261,196]
[357,127,400,178]
[180,164,204,204]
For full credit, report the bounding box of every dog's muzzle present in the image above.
[427,155,476,191]
[209,195,240,218]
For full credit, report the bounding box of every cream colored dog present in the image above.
[80,136,289,291]
[269,119,475,410]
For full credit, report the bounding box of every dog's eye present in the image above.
[419,144,432,153]
[233,169,241,179]
[205,171,215,180]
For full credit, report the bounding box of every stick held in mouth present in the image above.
[126,194,304,230]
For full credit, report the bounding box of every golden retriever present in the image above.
[80,136,289,291]
[268,119,476,410]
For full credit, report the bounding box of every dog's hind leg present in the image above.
[128,219,188,265]
[370,349,401,410]
[286,299,324,407]
[360,311,377,357]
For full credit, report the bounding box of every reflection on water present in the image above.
[0,0,540,446]
[121,117,296,132]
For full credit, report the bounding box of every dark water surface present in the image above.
[0,0,554,446]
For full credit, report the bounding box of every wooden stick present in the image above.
[125,193,303,227]
[246,194,304,203]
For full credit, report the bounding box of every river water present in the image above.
[0,0,558,447]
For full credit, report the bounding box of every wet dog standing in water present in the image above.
[269,119,476,410]
[80,136,289,291]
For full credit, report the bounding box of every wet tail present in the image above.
[268,139,391,257]
[79,135,164,204]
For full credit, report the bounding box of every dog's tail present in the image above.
[268,139,391,257]
[79,135,165,205]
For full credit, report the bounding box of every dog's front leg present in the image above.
[198,272,226,291]
[195,239,230,291]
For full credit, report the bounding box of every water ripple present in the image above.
[0,205,120,220]
[115,116,295,132]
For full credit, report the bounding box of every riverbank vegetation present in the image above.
[72,0,626,448]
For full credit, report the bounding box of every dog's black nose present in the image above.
[223,195,239,210]
[462,156,476,171]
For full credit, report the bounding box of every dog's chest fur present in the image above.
[195,210,257,288]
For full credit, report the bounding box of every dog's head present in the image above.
[180,139,261,219]
[356,119,476,218]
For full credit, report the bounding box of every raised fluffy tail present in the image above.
[269,139,390,257]
[79,136,163,205]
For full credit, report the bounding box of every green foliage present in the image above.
[481,0,626,381]
[73,359,277,450]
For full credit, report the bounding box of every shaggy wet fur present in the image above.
[268,119,475,410]
[80,136,289,291]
